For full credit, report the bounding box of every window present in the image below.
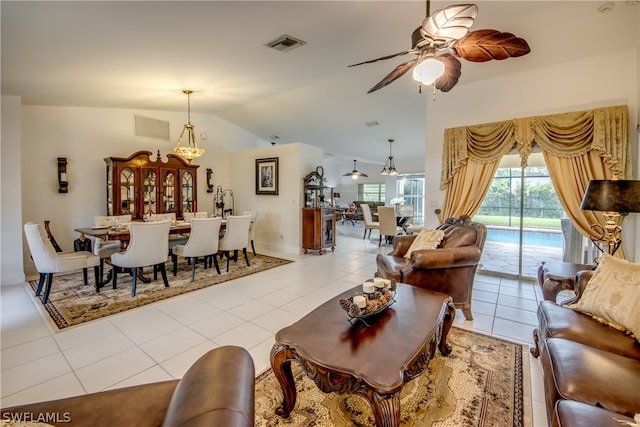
[396,175,425,223]
[357,183,385,202]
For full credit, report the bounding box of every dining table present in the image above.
[74,220,227,286]
[372,211,413,232]
[75,221,197,243]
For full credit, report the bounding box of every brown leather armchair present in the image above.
[376,216,487,320]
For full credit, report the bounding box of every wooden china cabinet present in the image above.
[302,170,336,254]
[104,150,199,220]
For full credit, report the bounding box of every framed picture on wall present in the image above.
[255,157,279,195]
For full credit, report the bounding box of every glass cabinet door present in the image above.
[163,171,176,213]
[106,164,113,215]
[182,171,194,214]
[119,167,136,216]
[142,168,157,216]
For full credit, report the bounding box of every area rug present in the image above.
[255,327,532,426]
[28,253,292,330]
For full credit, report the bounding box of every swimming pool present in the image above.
[486,227,563,248]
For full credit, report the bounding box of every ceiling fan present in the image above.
[349,1,531,94]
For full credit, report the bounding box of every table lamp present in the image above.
[580,179,640,257]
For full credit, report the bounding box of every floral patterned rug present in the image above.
[28,253,292,329]
[255,327,532,426]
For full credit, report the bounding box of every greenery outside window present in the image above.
[396,175,425,223]
[475,166,564,228]
[358,183,385,202]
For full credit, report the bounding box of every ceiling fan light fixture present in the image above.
[412,58,445,85]
[343,159,368,180]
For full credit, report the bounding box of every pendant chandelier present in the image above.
[343,159,368,180]
[380,139,399,176]
[173,90,204,164]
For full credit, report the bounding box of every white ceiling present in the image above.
[2,1,638,165]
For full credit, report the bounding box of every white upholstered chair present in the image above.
[241,210,258,255]
[24,222,100,304]
[377,206,404,247]
[218,215,252,272]
[92,214,131,280]
[172,217,222,281]
[150,213,188,250]
[360,204,380,239]
[111,221,171,296]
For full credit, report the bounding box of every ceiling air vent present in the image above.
[265,34,306,52]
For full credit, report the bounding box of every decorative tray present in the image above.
[339,279,396,326]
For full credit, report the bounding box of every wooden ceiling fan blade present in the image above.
[452,29,531,62]
[367,57,420,94]
[421,4,478,42]
[434,55,462,92]
[348,50,413,67]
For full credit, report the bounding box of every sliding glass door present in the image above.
[473,153,568,279]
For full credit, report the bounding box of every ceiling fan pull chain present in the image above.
[418,84,422,94]
[432,85,437,101]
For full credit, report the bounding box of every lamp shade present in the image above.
[580,180,640,213]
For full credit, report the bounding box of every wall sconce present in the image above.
[57,157,68,193]
[206,168,214,193]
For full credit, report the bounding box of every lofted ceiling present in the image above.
[2,1,638,166]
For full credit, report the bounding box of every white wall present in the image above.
[1,96,25,285]
[424,48,640,261]
[229,142,323,254]
[17,105,260,277]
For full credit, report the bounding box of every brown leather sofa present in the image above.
[532,270,640,427]
[0,346,255,427]
[376,216,486,320]
[351,201,385,221]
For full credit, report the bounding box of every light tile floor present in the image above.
[1,223,549,426]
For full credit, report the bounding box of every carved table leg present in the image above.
[270,343,296,418]
[439,298,456,356]
[530,328,541,357]
[368,391,401,427]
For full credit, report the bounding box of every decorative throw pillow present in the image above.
[404,229,445,259]
[567,253,640,342]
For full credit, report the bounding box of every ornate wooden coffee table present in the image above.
[270,283,455,427]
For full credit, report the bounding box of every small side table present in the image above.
[537,261,593,303]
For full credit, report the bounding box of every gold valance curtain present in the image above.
[439,105,630,256]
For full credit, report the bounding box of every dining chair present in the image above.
[24,222,101,304]
[150,213,188,250]
[241,210,258,255]
[218,215,252,272]
[111,220,171,296]
[172,217,222,281]
[360,204,380,239]
[92,214,131,280]
[377,206,404,247]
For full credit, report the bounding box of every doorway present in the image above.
[473,153,568,279]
